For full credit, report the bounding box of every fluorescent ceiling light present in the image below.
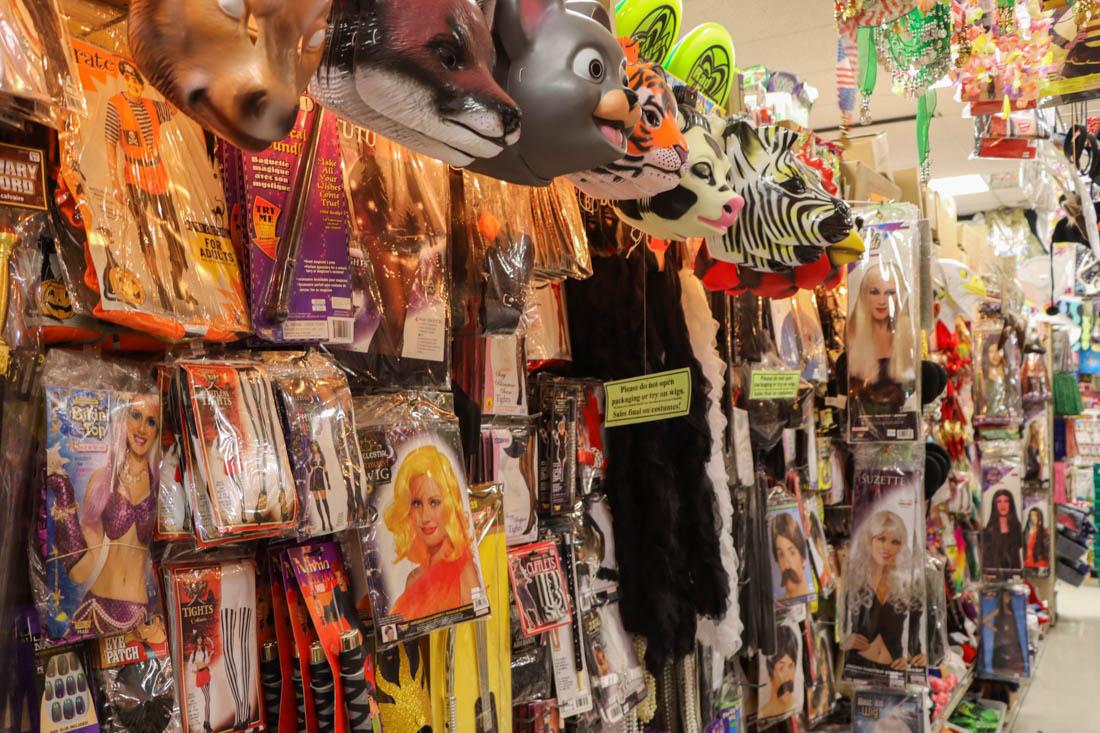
[927,174,990,197]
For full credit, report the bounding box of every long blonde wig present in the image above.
[845,509,914,615]
[383,445,470,566]
[846,258,916,384]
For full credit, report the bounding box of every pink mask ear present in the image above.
[517,0,552,41]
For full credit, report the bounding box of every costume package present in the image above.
[847,205,921,442]
[842,443,927,687]
[755,613,804,727]
[524,281,572,368]
[154,366,189,541]
[805,620,837,726]
[336,126,451,388]
[262,351,368,538]
[530,181,591,281]
[36,350,161,643]
[973,318,1023,427]
[980,585,1030,679]
[531,376,608,516]
[94,623,182,733]
[851,688,922,732]
[346,391,489,644]
[0,0,82,129]
[176,360,297,546]
[62,41,249,342]
[240,100,354,344]
[165,559,262,733]
[979,441,1024,577]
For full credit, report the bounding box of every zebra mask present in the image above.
[697,120,862,297]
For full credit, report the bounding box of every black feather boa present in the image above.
[566,246,729,671]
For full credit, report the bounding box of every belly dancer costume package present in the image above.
[345,391,489,645]
[842,443,927,687]
[262,351,367,538]
[36,349,161,643]
[176,360,297,546]
[847,204,921,443]
[165,559,261,733]
[61,40,249,342]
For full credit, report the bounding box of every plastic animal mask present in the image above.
[312,0,519,167]
[567,38,687,200]
[128,0,332,151]
[613,106,742,241]
[467,0,640,186]
[707,121,853,271]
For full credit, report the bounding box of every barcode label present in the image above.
[472,591,490,614]
[327,318,354,344]
[896,429,915,440]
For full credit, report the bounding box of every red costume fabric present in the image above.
[391,548,473,619]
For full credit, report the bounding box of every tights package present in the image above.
[336,125,451,388]
[62,40,249,342]
[165,559,261,733]
[262,351,368,538]
[842,443,927,687]
[35,349,162,643]
[847,205,921,443]
[176,360,297,546]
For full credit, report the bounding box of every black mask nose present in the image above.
[500,104,521,136]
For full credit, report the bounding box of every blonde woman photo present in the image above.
[382,444,480,619]
[842,510,925,675]
[846,258,917,418]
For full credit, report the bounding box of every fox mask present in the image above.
[312,0,520,167]
[128,0,332,151]
[467,0,641,186]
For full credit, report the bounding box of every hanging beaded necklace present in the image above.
[871,2,952,97]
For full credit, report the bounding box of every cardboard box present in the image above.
[892,167,925,216]
[841,161,902,203]
[842,132,891,173]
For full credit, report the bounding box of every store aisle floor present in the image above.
[1012,581,1100,732]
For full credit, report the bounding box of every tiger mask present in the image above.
[567,38,688,201]
[613,105,742,241]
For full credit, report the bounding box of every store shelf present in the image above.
[930,664,977,733]
[999,640,1048,733]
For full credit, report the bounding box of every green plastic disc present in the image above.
[614,0,683,64]
[663,22,736,109]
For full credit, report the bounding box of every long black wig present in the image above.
[566,243,729,671]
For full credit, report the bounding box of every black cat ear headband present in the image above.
[1063,123,1100,182]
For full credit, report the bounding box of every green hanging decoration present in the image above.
[857,26,878,124]
[916,88,937,182]
[872,3,952,97]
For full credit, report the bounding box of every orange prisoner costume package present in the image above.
[61,40,249,342]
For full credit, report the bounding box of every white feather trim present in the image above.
[679,266,743,657]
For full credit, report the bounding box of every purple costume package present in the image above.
[38,349,161,644]
[243,96,354,344]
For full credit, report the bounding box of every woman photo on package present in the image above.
[981,587,1029,678]
[973,320,1022,426]
[842,446,926,683]
[42,352,162,640]
[979,446,1024,575]
[846,224,919,441]
[1022,499,1050,571]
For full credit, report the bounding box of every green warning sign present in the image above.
[749,370,801,400]
[604,368,692,428]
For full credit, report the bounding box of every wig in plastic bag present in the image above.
[313,0,519,167]
[567,38,687,200]
[614,104,743,241]
[565,246,729,671]
[696,121,860,298]
[468,0,640,186]
[128,0,332,150]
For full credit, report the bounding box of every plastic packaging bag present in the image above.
[978,440,1024,578]
[94,622,182,733]
[261,351,368,538]
[848,204,921,442]
[979,584,1030,679]
[530,181,591,281]
[62,41,249,342]
[35,349,161,643]
[0,0,83,129]
[842,443,927,687]
[851,687,923,732]
[335,126,451,388]
[346,391,490,644]
[973,317,1023,427]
